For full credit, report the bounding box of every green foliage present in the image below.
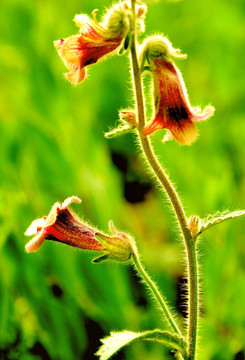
[0,0,245,359]
[96,329,187,360]
[197,210,245,237]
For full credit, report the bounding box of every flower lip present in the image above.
[25,197,81,238]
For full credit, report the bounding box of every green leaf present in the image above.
[104,125,134,139]
[198,210,245,236]
[95,330,187,360]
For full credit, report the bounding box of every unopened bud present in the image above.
[119,109,137,126]
[188,215,201,238]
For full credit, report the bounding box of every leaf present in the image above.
[198,210,245,236]
[104,125,134,139]
[95,330,187,360]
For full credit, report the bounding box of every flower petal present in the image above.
[141,118,164,135]
[166,116,198,145]
[192,105,215,122]
[25,230,45,253]
[66,64,86,84]
[60,35,83,63]
[44,203,59,227]
[61,196,81,209]
[25,218,46,236]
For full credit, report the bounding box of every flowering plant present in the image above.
[25,1,245,359]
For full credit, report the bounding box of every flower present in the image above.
[25,197,103,253]
[54,4,130,85]
[140,37,214,145]
[25,197,134,263]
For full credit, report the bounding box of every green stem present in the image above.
[129,0,199,358]
[132,251,181,336]
[187,242,198,360]
[139,138,199,359]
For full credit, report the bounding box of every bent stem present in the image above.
[129,0,199,358]
[132,251,182,336]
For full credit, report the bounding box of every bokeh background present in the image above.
[0,0,245,359]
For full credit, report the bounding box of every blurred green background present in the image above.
[0,0,245,359]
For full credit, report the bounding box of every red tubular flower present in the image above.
[141,37,214,145]
[25,197,134,263]
[25,197,104,253]
[54,5,129,85]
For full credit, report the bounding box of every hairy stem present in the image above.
[129,0,199,358]
[132,251,181,336]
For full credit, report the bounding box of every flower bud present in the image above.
[188,215,201,238]
[119,109,137,126]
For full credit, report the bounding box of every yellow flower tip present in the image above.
[53,40,60,50]
[177,124,198,145]
[66,66,86,85]
[25,218,46,236]
[193,105,215,119]
[25,232,45,253]
[73,14,90,29]
[44,203,59,227]
[61,196,81,209]
[203,105,215,118]
[162,130,173,143]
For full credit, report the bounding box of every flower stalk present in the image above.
[129,0,199,358]
[132,250,182,337]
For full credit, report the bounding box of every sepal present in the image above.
[92,254,110,263]
[95,221,134,263]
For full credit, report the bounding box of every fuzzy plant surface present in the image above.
[23,1,245,359]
